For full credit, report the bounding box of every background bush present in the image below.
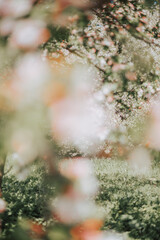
[94,159,160,240]
[2,158,160,239]
[1,165,53,236]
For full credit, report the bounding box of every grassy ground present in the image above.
[2,158,160,239]
[93,158,160,240]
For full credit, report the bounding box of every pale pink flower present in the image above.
[0,18,15,36]
[0,0,32,18]
[11,53,51,106]
[10,20,50,50]
[53,196,96,224]
[146,96,160,150]
[112,63,126,72]
[0,199,6,213]
[50,97,108,154]
[55,0,90,11]
[59,158,98,196]
[59,158,92,179]
[128,147,151,174]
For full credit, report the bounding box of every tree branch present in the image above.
[108,12,160,49]
[93,8,160,49]
[65,46,106,74]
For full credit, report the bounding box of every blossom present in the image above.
[146,96,160,150]
[70,219,103,240]
[0,198,6,213]
[128,147,151,174]
[55,0,90,12]
[59,158,92,179]
[9,53,51,107]
[0,18,15,36]
[125,71,137,81]
[10,20,50,50]
[112,63,126,72]
[10,130,37,162]
[59,158,98,196]
[0,0,32,18]
[48,63,112,154]
[53,196,97,224]
[50,97,109,154]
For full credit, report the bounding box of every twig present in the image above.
[93,8,160,49]
[65,46,106,74]
[108,12,160,48]
[4,166,12,175]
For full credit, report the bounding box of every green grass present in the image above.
[2,158,160,239]
[92,158,160,240]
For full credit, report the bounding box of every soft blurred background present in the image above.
[0,0,160,239]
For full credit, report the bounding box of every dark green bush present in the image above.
[95,159,160,240]
[1,167,53,236]
[1,158,160,240]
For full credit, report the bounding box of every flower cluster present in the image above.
[0,0,159,239]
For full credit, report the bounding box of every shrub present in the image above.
[95,159,160,240]
[1,167,53,236]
